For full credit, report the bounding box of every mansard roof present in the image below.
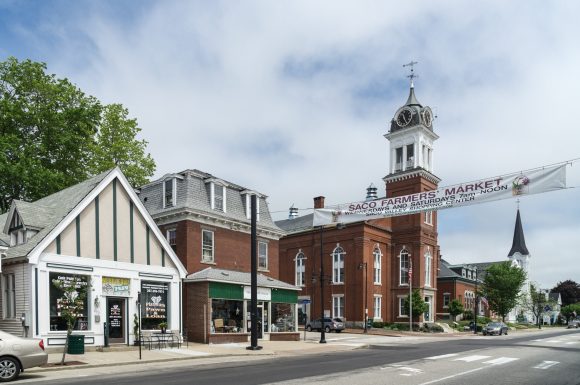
[139,169,283,235]
[508,209,529,256]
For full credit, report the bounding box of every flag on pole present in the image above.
[481,297,489,308]
[408,264,413,280]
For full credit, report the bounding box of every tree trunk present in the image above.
[61,329,71,365]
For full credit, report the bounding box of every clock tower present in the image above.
[384,71,441,323]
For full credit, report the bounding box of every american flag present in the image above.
[408,264,413,280]
[481,297,489,308]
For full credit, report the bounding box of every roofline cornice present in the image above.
[383,169,441,185]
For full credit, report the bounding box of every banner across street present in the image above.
[313,164,567,226]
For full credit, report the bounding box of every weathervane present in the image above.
[403,61,419,87]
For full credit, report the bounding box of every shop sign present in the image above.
[102,277,131,297]
[243,286,271,301]
[141,281,169,319]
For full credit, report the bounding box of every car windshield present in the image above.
[333,318,343,322]
[488,323,501,327]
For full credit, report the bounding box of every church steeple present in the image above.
[508,209,529,256]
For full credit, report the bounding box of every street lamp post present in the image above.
[319,225,326,344]
[473,267,478,335]
[358,262,368,333]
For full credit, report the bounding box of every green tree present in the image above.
[52,275,90,365]
[0,57,101,212]
[521,283,556,329]
[90,103,155,187]
[551,280,580,307]
[449,299,464,321]
[0,57,156,212]
[480,261,527,322]
[404,289,429,322]
[560,303,580,322]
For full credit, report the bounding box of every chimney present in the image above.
[366,183,378,201]
[288,205,299,219]
[313,196,325,209]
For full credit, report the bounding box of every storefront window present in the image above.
[211,299,243,333]
[49,273,89,331]
[270,303,295,332]
[141,281,169,330]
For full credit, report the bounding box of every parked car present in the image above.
[0,330,47,382]
[482,322,509,336]
[567,320,579,329]
[306,318,345,333]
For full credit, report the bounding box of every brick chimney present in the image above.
[313,196,325,209]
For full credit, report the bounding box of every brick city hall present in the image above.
[277,80,440,327]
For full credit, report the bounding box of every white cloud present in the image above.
[4,0,580,287]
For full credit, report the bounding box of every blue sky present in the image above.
[1,0,579,288]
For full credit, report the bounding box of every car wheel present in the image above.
[504,329,508,335]
[336,330,342,333]
[306,325,312,332]
[499,330,503,336]
[0,356,21,382]
[325,326,331,333]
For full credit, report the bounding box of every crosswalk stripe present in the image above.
[454,355,491,362]
[425,353,459,360]
[534,361,559,370]
[545,340,563,343]
[483,357,519,365]
[564,341,577,345]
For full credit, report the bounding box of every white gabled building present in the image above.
[0,168,186,348]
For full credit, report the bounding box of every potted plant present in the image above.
[158,321,168,333]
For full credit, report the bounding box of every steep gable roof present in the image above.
[508,209,529,256]
[185,267,300,291]
[3,170,113,260]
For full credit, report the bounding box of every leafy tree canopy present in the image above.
[404,289,429,322]
[449,299,464,319]
[0,57,156,212]
[480,261,527,322]
[551,280,580,307]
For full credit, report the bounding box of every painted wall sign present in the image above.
[141,281,168,319]
[314,164,567,225]
[243,286,271,301]
[102,277,131,297]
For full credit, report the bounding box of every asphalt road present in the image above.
[21,329,580,385]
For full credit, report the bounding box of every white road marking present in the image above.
[545,340,563,343]
[564,341,577,345]
[454,355,491,362]
[483,357,519,365]
[533,361,559,370]
[418,367,486,385]
[425,353,459,360]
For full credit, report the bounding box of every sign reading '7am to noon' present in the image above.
[313,164,567,226]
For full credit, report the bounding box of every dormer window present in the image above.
[210,182,227,212]
[9,211,27,246]
[462,269,466,278]
[163,178,176,208]
[243,192,260,221]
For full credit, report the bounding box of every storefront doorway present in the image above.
[256,304,263,338]
[107,298,126,344]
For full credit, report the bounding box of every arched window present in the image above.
[332,245,345,284]
[399,249,410,285]
[295,251,306,287]
[373,246,382,285]
[424,248,432,287]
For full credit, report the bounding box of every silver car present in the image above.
[306,318,345,333]
[482,322,509,336]
[0,330,48,382]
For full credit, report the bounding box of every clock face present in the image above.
[396,108,413,127]
[423,108,433,127]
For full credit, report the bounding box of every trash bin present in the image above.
[67,335,85,355]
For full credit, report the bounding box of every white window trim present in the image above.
[424,210,433,225]
[244,193,260,221]
[295,251,306,287]
[443,292,450,308]
[258,240,268,270]
[166,228,177,245]
[373,295,382,321]
[399,249,410,286]
[201,229,214,263]
[424,249,432,287]
[332,294,344,319]
[210,183,227,213]
[398,296,409,318]
[162,178,177,208]
[373,246,382,285]
[332,245,345,284]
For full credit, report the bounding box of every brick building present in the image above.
[277,82,441,326]
[139,169,300,343]
[436,259,486,320]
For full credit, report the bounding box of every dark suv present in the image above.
[306,317,345,333]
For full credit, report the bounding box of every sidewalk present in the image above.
[30,338,361,373]
[30,327,561,374]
